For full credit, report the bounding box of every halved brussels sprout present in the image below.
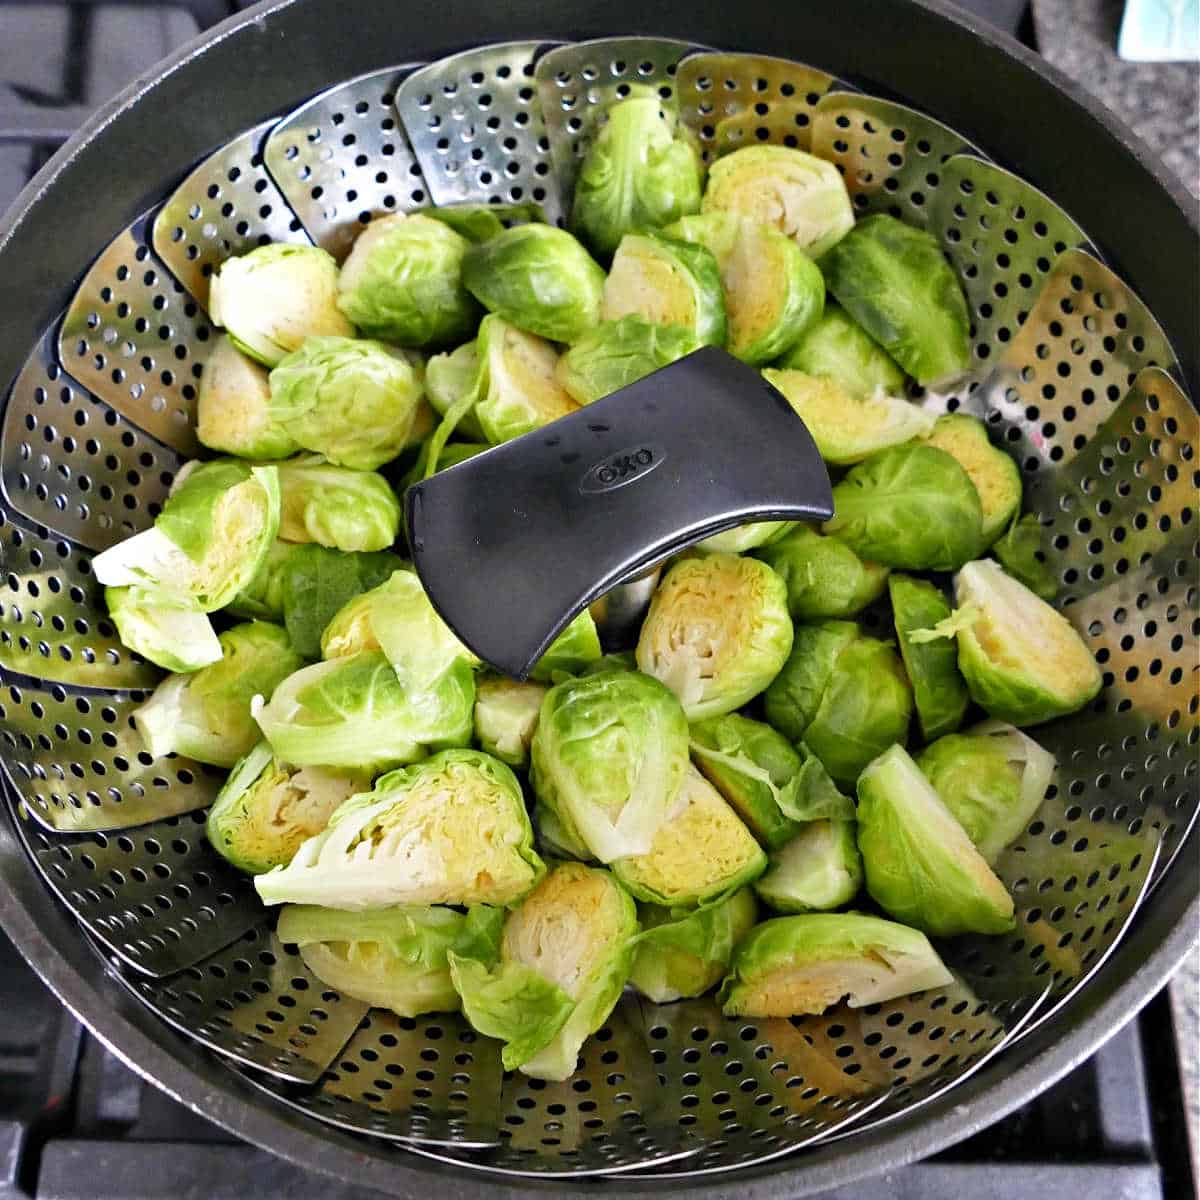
[528,609,603,682]
[917,720,1055,864]
[856,743,1015,936]
[754,820,863,914]
[921,415,1021,546]
[992,513,1057,601]
[629,887,757,1004]
[636,553,793,720]
[425,340,486,439]
[197,335,299,459]
[206,742,372,874]
[702,146,854,259]
[105,587,222,673]
[778,302,906,399]
[267,336,425,470]
[275,455,401,552]
[133,621,304,768]
[889,574,970,743]
[755,524,890,621]
[448,862,638,1080]
[209,244,354,368]
[696,520,796,555]
[253,652,474,772]
[822,214,970,386]
[228,539,300,621]
[462,224,605,343]
[474,674,548,769]
[822,443,984,571]
[336,213,481,347]
[93,460,280,613]
[601,232,726,346]
[764,621,913,786]
[718,912,952,1017]
[611,765,767,906]
[255,749,543,908]
[554,315,702,405]
[530,667,689,863]
[278,903,503,1018]
[571,92,702,259]
[763,369,936,465]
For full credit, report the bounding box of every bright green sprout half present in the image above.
[779,302,907,399]
[755,524,890,621]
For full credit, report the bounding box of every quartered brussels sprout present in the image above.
[93,460,280,613]
[921,415,1021,546]
[718,912,953,1017]
[255,749,544,909]
[778,302,907,399]
[822,214,970,386]
[754,820,863,914]
[571,92,702,259]
[554,315,702,405]
[764,621,913,786]
[992,512,1057,601]
[528,609,603,681]
[755,524,890,621]
[856,743,1015,936]
[530,667,689,863]
[336,213,481,347]
[278,903,504,1018]
[425,340,486,439]
[917,720,1055,864]
[275,455,401,552]
[612,764,767,906]
[763,369,936,465]
[823,443,984,571]
[267,336,425,470]
[197,335,299,459]
[601,232,726,346]
[209,244,354,368]
[448,862,638,1080]
[105,587,222,673]
[474,674,548,769]
[253,651,475,772]
[133,621,304,768]
[889,574,970,743]
[696,520,796,555]
[462,224,606,343]
[636,553,793,720]
[629,887,758,1004]
[206,742,372,874]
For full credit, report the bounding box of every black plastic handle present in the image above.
[405,346,833,678]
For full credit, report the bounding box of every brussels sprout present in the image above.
[209,244,354,368]
[278,903,504,1018]
[229,539,301,621]
[474,674,548,768]
[93,460,280,613]
[206,742,372,874]
[856,743,1015,936]
[601,232,726,346]
[267,336,425,470]
[422,201,543,243]
[105,587,222,673]
[579,650,638,676]
[253,652,475,772]
[992,512,1057,601]
[921,415,1021,546]
[702,146,854,259]
[822,214,970,386]
[554,315,701,405]
[197,335,299,459]
[425,340,485,439]
[335,213,480,347]
[917,721,1055,863]
[462,224,605,343]
[276,455,401,552]
[754,820,863,914]
[763,369,936,465]
[636,553,793,720]
[778,302,907,399]
[256,749,543,909]
[611,764,766,906]
[764,621,913,786]
[889,574,970,742]
[571,92,702,259]
[755,525,890,621]
[718,912,952,1017]
[822,444,984,571]
[629,887,757,1003]
[696,520,796,555]
[528,609,602,682]
[133,622,304,768]
[530,668,689,863]
[449,862,638,1080]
